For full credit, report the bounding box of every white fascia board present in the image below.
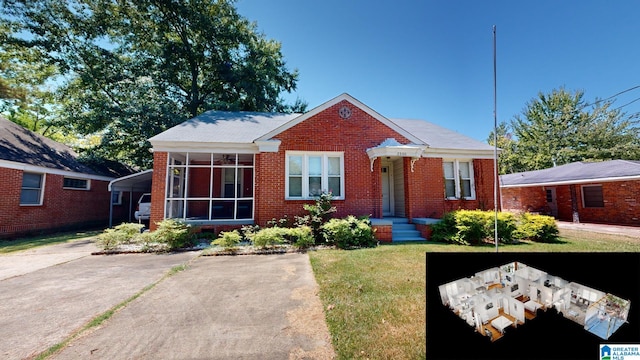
[150,141,258,154]
[0,159,114,181]
[500,175,640,188]
[108,169,153,191]
[255,93,426,145]
[422,148,498,159]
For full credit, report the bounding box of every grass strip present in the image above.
[33,263,191,360]
[0,230,101,254]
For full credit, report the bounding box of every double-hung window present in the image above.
[582,185,604,208]
[286,152,344,199]
[443,160,475,200]
[20,172,45,205]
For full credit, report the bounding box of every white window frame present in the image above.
[581,184,604,208]
[20,172,46,206]
[443,159,476,200]
[62,176,91,190]
[111,191,123,206]
[285,151,345,200]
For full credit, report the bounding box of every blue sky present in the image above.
[236,0,640,143]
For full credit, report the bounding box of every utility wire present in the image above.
[584,85,640,108]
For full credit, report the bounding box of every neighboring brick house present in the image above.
[500,160,640,227]
[0,117,134,239]
[148,93,499,241]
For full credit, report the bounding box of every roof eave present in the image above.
[422,148,499,159]
[150,140,259,154]
[500,174,640,188]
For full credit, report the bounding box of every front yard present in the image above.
[308,228,640,360]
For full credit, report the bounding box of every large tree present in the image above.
[490,88,640,173]
[2,0,305,168]
[0,20,73,142]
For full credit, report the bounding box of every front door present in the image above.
[381,166,393,216]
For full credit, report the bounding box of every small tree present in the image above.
[295,192,336,244]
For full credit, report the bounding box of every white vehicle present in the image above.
[134,193,152,221]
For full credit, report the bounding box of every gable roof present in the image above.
[390,118,496,153]
[149,93,496,157]
[0,117,125,179]
[149,111,300,145]
[500,160,640,187]
[255,93,425,145]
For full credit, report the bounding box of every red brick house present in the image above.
[500,160,640,227]
[148,93,499,241]
[0,117,134,239]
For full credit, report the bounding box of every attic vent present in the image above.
[338,105,352,119]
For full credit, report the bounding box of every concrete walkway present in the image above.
[0,237,100,281]
[556,221,640,238]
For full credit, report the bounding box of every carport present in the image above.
[108,169,153,227]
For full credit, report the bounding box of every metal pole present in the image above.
[493,25,499,253]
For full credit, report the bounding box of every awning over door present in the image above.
[366,138,427,172]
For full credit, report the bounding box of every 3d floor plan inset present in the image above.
[438,261,630,342]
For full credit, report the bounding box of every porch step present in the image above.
[390,218,426,242]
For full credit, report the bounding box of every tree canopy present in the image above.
[1,0,305,168]
[489,88,640,174]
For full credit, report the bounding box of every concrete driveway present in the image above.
[51,253,335,360]
[0,240,334,360]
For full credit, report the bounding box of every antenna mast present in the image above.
[493,25,499,253]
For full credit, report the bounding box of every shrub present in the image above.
[514,213,559,242]
[295,192,337,244]
[212,230,242,251]
[430,210,518,245]
[287,226,314,249]
[322,216,376,249]
[96,222,145,250]
[489,211,518,244]
[153,219,196,250]
[247,227,286,249]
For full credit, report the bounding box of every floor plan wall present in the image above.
[438,261,631,341]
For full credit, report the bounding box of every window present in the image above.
[443,160,475,199]
[63,177,90,190]
[165,152,254,221]
[582,185,604,208]
[20,172,44,205]
[111,191,122,205]
[286,152,344,199]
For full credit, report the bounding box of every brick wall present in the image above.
[579,181,640,225]
[149,151,168,231]
[254,100,413,225]
[0,167,116,239]
[501,187,547,214]
[442,159,499,215]
[500,180,640,227]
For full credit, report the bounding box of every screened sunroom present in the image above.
[165,152,255,223]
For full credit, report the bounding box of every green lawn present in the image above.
[0,230,101,254]
[308,229,640,360]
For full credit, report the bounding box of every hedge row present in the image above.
[430,210,559,246]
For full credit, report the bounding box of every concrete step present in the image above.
[389,219,426,242]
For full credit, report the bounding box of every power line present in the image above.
[613,96,640,112]
[584,85,640,108]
